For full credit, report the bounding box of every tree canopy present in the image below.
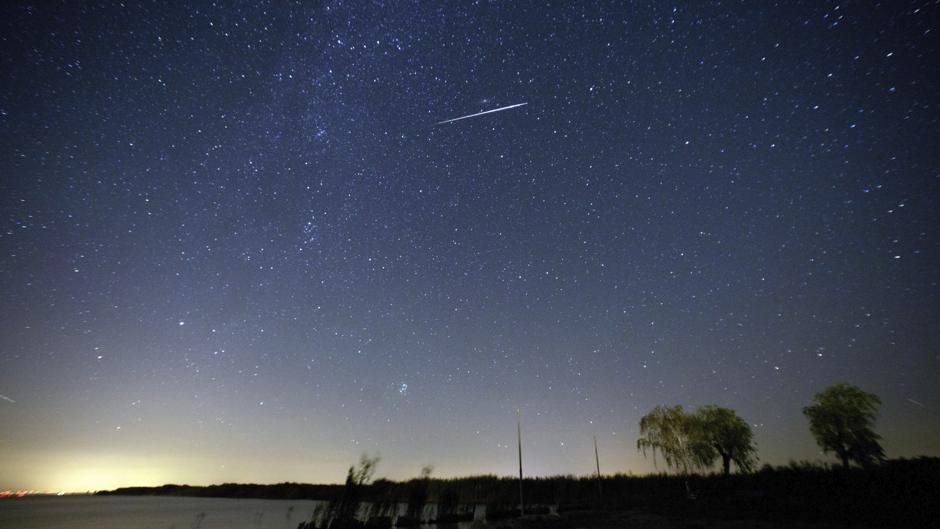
[350,453,381,485]
[637,405,705,474]
[693,405,757,475]
[802,383,885,469]
[637,404,757,476]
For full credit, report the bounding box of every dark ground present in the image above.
[504,510,899,529]
[102,459,940,529]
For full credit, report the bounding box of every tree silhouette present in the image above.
[693,405,757,475]
[406,465,433,520]
[637,405,705,475]
[332,453,381,523]
[802,383,885,469]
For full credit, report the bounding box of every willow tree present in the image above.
[637,405,708,475]
[803,383,885,469]
[694,405,757,475]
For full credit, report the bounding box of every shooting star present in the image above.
[436,102,528,125]
[0,394,15,404]
[906,398,925,408]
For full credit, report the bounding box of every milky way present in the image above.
[1,1,938,492]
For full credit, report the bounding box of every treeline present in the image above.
[97,482,343,500]
[635,383,888,476]
[99,457,940,528]
[589,458,940,528]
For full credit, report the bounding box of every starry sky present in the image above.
[1,1,938,493]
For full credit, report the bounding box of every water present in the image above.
[0,496,488,529]
[0,496,327,529]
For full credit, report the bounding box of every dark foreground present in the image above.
[100,458,940,529]
[507,510,886,529]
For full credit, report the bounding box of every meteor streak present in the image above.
[436,102,528,125]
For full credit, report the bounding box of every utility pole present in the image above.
[593,435,603,503]
[517,410,525,517]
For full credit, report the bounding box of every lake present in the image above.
[0,496,327,529]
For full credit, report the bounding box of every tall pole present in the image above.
[517,410,524,517]
[593,435,603,502]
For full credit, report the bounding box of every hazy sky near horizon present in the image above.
[1,1,938,492]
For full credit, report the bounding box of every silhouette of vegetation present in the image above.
[98,457,940,528]
[96,482,343,499]
[636,404,757,478]
[330,453,381,529]
[434,487,464,523]
[636,405,704,475]
[397,465,433,526]
[693,405,757,475]
[803,383,886,469]
[93,386,930,529]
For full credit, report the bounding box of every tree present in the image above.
[350,453,380,485]
[406,465,434,520]
[693,405,757,475]
[332,453,381,523]
[802,383,885,469]
[637,405,706,475]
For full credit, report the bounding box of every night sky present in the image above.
[1,1,938,493]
